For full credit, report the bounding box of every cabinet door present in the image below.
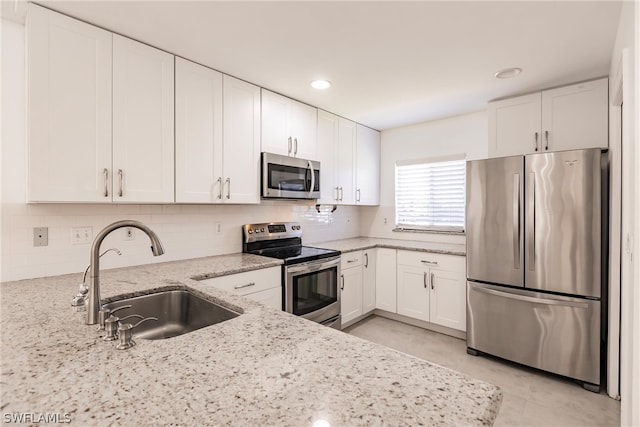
[316,110,339,204]
[375,248,397,312]
[261,89,290,156]
[362,249,377,314]
[222,75,261,204]
[27,4,112,202]
[397,265,429,322]
[341,266,363,325]
[290,101,318,160]
[541,78,608,152]
[336,118,356,204]
[355,125,381,205]
[488,93,541,157]
[245,287,282,311]
[429,268,466,331]
[113,35,174,203]
[175,58,223,203]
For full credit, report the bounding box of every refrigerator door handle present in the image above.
[471,285,589,309]
[527,172,535,271]
[513,174,520,269]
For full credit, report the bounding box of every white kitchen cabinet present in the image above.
[341,251,364,326]
[488,78,608,158]
[175,58,223,203]
[261,89,317,160]
[355,125,381,206]
[375,248,397,312]
[27,4,113,202]
[362,249,377,313]
[198,267,282,310]
[175,64,260,204]
[316,110,357,205]
[112,35,175,203]
[396,251,466,332]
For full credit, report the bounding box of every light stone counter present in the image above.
[310,237,466,256]
[1,252,500,426]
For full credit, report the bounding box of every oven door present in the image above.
[285,256,341,323]
[262,152,320,199]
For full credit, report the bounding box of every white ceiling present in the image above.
[19,1,624,130]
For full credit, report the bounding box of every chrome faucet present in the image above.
[86,220,165,325]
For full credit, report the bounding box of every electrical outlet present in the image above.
[123,227,135,241]
[33,227,48,247]
[72,227,93,245]
[215,222,222,235]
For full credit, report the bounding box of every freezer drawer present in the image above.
[467,282,601,385]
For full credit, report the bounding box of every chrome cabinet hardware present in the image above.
[341,275,345,290]
[339,187,344,201]
[103,168,109,197]
[346,258,358,263]
[225,177,231,199]
[544,130,549,150]
[364,253,369,268]
[513,174,521,269]
[117,169,124,197]
[288,137,292,154]
[420,260,438,266]
[233,282,256,290]
[430,273,435,290]
[423,272,427,289]
[116,317,158,350]
[534,132,539,152]
[356,189,361,202]
[294,138,298,155]
[335,186,339,201]
[217,177,222,199]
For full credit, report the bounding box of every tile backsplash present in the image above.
[0,201,360,282]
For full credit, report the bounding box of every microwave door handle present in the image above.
[307,161,315,195]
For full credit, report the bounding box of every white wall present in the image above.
[0,19,360,283]
[360,111,488,244]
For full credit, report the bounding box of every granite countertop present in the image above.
[309,237,466,256]
[0,252,500,426]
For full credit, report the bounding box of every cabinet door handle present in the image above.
[118,169,124,197]
[234,282,255,290]
[364,253,369,268]
[339,187,344,201]
[420,260,438,266]
[423,272,427,289]
[225,178,231,199]
[544,130,549,150]
[217,177,223,199]
[356,189,361,202]
[431,273,435,290]
[335,186,340,201]
[103,168,109,197]
[341,274,345,290]
[294,138,298,155]
[534,132,539,152]
[288,137,292,155]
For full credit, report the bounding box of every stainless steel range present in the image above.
[242,222,342,329]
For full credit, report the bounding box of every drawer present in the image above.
[397,250,465,272]
[341,250,363,269]
[198,267,281,296]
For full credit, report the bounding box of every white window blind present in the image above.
[395,156,466,231]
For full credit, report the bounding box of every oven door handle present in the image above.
[285,256,341,274]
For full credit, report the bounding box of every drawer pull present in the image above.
[420,260,438,266]
[347,259,358,263]
[234,282,256,290]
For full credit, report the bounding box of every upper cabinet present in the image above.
[355,125,381,206]
[488,78,608,158]
[261,89,318,160]
[28,5,174,203]
[27,4,113,202]
[112,35,175,203]
[175,60,260,204]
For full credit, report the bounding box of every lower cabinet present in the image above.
[362,249,377,313]
[340,251,364,326]
[375,248,397,312]
[396,251,466,332]
[197,267,282,310]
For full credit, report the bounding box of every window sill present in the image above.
[392,227,465,236]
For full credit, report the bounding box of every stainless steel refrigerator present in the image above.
[465,148,607,392]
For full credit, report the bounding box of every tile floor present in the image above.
[345,315,620,426]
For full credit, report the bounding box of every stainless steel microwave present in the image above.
[261,152,320,200]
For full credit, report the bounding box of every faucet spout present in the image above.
[86,220,165,325]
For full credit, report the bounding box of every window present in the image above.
[395,155,466,232]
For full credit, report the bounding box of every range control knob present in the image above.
[248,229,253,234]
[260,228,265,232]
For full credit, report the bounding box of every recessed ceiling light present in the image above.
[494,68,522,79]
[311,80,332,90]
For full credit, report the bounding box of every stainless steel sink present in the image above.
[103,290,240,340]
